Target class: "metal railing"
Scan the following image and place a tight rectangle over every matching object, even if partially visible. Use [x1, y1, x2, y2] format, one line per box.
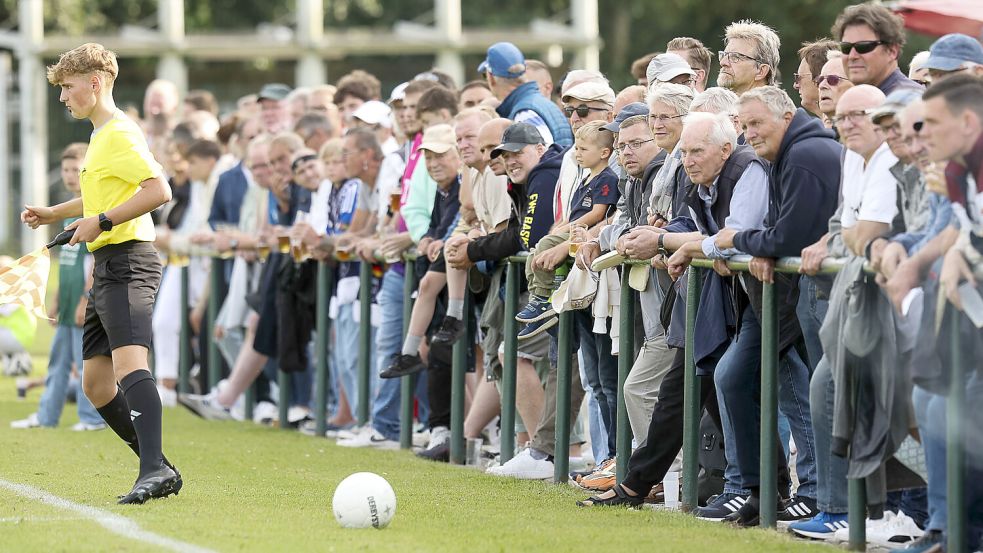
[174, 247, 968, 553]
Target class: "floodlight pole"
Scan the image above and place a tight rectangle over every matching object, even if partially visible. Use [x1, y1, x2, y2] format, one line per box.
[296, 0, 327, 87]
[17, 0, 47, 254]
[434, 0, 464, 87]
[158, 0, 188, 96]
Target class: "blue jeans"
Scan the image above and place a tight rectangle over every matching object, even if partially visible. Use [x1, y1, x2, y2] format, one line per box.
[714, 305, 817, 498]
[332, 302, 365, 416]
[574, 311, 619, 456]
[37, 325, 102, 427]
[371, 269, 428, 440]
[795, 275, 829, 373]
[579, 350, 609, 462]
[811, 355, 849, 512]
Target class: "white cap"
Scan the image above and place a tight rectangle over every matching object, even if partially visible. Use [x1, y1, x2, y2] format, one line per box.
[353, 100, 393, 128]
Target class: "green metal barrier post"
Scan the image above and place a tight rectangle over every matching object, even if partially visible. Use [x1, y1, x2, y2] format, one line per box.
[278, 368, 290, 430]
[449, 284, 471, 465]
[553, 264, 573, 483]
[357, 262, 372, 425]
[501, 258, 521, 464]
[759, 280, 778, 528]
[947, 307, 966, 553]
[848, 478, 867, 550]
[682, 267, 704, 511]
[178, 264, 191, 395]
[207, 258, 222, 391]
[399, 263, 418, 449]
[616, 266, 635, 483]
[314, 260, 334, 438]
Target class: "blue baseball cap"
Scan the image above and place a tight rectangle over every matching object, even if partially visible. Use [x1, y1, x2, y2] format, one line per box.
[924, 33, 983, 71]
[477, 42, 526, 78]
[603, 102, 649, 133]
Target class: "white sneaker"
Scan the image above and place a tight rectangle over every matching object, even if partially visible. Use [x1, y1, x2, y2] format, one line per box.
[336, 428, 399, 450]
[832, 511, 925, 547]
[287, 406, 311, 424]
[178, 393, 233, 421]
[71, 421, 107, 431]
[568, 456, 589, 473]
[425, 426, 450, 450]
[253, 401, 278, 425]
[486, 448, 554, 479]
[10, 413, 41, 429]
[413, 428, 431, 449]
[157, 385, 177, 408]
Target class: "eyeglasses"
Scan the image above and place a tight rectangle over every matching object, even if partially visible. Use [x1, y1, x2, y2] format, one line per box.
[813, 74, 851, 87]
[563, 104, 609, 118]
[792, 73, 811, 85]
[831, 110, 871, 127]
[839, 40, 885, 55]
[913, 79, 931, 87]
[649, 112, 688, 124]
[617, 138, 655, 152]
[718, 50, 764, 65]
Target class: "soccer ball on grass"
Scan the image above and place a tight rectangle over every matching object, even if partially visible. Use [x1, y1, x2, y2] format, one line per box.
[332, 472, 397, 529]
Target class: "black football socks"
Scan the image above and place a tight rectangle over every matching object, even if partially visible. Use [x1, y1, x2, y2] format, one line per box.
[96, 388, 141, 457]
[120, 370, 165, 476]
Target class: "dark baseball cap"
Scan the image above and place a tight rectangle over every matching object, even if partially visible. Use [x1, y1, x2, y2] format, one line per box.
[491, 122, 544, 159]
[603, 102, 649, 132]
[257, 83, 292, 102]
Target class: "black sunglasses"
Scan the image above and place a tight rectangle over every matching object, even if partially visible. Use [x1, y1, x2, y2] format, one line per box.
[814, 74, 851, 87]
[840, 40, 885, 55]
[563, 105, 608, 118]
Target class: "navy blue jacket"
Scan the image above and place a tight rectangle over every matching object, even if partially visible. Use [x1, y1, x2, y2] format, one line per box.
[208, 162, 249, 229]
[733, 109, 841, 257]
[733, 109, 842, 352]
[496, 82, 574, 148]
[467, 144, 564, 262]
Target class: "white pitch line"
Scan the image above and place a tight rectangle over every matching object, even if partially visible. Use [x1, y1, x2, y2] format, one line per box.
[0, 478, 218, 553]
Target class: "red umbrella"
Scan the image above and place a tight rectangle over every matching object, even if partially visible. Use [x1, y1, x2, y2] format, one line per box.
[892, 0, 983, 38]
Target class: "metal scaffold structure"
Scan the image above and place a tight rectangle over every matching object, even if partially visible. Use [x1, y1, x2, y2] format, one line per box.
[0, 0, 600, 252]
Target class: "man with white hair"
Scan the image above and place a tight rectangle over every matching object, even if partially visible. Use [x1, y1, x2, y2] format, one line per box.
[710, 86, 841, 526]
[717, 20, 781, 95]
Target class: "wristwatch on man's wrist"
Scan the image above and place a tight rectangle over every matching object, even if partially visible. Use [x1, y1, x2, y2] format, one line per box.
[658, 233, 668, 257]
[98, 213, 113, 232]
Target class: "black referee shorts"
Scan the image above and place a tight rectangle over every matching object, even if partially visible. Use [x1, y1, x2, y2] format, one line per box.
[82, 240, 162, 360]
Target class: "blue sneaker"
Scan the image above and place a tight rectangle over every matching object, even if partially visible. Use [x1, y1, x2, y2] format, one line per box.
[517, 316, 558, 341]
[515, 295, 555, 323]
[789, 512, 848, 540]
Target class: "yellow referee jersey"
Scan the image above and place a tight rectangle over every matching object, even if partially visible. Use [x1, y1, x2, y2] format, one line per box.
[80, 110, 163, 251]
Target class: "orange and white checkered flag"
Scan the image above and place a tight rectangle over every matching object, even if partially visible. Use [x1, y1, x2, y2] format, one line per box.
[0, 247, 51, 320]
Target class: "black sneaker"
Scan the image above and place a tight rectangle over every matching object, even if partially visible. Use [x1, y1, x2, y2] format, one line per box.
[118, 464, 181, 505]
[380, 354, 425, 379]
[693, 492, 748, 522]
[777, 495, 819, 524]
[890, 529, 943, 552]
[417, 441, 450, 462]
[431, 317, 464, 346]
[724, 495, 760, 527]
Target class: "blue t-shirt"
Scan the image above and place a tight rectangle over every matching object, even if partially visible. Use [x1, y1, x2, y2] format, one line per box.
[569, 166, 620, 222]
[329, 178, 360, 280]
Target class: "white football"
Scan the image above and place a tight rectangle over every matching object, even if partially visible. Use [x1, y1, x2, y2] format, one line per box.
[332, 472, 397, 529]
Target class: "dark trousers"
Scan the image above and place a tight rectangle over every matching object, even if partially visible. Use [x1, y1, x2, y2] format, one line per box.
[622, 347, 792, 498]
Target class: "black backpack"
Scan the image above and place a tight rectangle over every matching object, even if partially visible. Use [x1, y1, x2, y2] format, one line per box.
[697, 411, 727, 506]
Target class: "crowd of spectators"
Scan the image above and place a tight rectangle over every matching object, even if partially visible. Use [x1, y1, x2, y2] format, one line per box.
[10, 3, 983, 550]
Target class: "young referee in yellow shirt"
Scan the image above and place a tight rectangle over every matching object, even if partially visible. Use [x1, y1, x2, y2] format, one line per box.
[21, 43, 180, 505]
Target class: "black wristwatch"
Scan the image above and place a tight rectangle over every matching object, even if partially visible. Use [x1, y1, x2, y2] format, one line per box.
[658, 233, 668, 257]
[98, 213, 113, 232]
